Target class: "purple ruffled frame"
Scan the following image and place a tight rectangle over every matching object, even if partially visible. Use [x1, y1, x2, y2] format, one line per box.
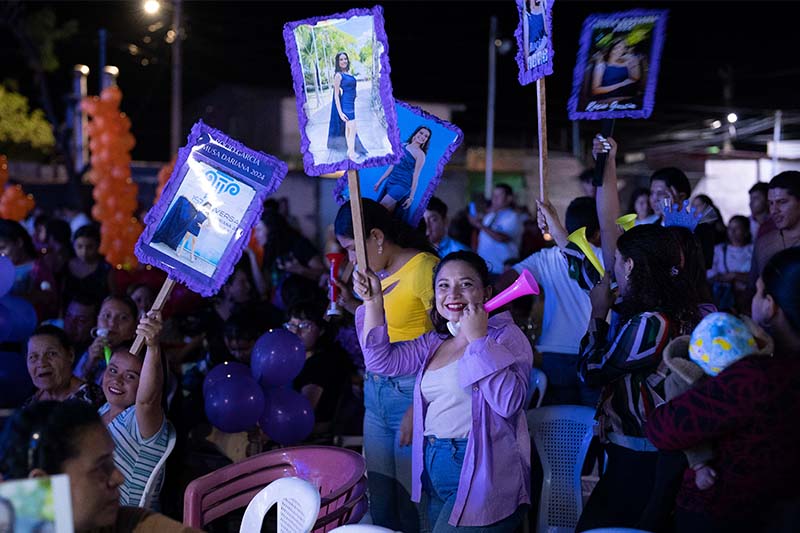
[567, 9, 668, 121]
[282, 5, 402, 176]
[332, 100, 464, 228]
[514, 0, 555, 86]
[135, 120, 287, 296]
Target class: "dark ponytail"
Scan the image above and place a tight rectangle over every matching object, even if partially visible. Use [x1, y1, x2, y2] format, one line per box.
[334, 198, 435, 255]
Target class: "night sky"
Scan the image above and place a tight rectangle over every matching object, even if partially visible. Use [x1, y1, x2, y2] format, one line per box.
[3, 1, 798, 162]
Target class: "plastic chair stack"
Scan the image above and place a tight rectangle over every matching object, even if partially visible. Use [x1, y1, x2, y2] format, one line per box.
[184, 445, 367, 532]
[527, 405, 596, 533]
[240, 477, 321, 533]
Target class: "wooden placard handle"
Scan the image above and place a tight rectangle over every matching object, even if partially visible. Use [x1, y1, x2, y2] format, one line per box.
[129, 277, 176, 357]
[536, 77, 548, 202]
[347, 170, 370, 295]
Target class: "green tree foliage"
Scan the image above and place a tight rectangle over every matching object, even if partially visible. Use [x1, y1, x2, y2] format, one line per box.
[294, 24, 359, 92]
[0, 84, 55, 158]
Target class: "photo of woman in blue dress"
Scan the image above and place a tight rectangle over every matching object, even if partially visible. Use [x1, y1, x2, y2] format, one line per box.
[327, 52, 368, 161]
[525, 0, 548, 68]
[591, 37, 642, 99]
[373, 126, 431, 217]
[151, 197, 212, 264]
[179, 201, 212, 263]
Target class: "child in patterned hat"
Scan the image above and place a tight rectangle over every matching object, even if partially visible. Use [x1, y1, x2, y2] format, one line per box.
[662, 312, 773, 489]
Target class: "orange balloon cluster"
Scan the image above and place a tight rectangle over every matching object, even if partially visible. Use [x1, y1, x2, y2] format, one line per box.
[154, 157, 176, 204]
[81, 86, 140, 269]
[0, 155, 36, 221]
[0, 185, 36, 222]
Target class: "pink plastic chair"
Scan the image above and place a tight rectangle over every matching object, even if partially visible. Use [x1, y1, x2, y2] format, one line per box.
[183, 445, 367, 532]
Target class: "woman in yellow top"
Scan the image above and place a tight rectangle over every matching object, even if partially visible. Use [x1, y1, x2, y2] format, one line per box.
[335, 199, 438, 533]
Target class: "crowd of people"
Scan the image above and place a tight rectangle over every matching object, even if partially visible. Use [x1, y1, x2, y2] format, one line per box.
[0, 136, 799, 532]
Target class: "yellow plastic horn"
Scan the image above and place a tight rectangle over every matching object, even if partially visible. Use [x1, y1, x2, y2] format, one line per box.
[616, 213, 637, 232]
[567, 226, 605, 277]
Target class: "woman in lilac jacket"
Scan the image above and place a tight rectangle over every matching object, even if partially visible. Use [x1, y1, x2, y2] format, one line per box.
[354, 251, 532, 531]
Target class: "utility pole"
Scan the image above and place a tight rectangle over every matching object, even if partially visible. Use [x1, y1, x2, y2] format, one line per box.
[170, 0, 183, 155]
[484, 16, 497, 200]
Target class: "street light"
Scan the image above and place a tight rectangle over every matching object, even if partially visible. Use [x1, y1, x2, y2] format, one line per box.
[727, 112, 738, 124]
[143, 0, 182, 156]
[144, 0, 160, 15]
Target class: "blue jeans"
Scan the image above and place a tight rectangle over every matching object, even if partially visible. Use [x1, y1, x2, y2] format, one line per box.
[364, 372, 420, 533]
[540, 352, 600, 407]
[422, 436, 527, 533]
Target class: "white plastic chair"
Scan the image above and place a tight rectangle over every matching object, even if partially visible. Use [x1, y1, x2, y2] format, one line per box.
[329, 525, 398, 533]
[138, 420, 177, 508]
[240, 477, 321, 533]
[527, 405, 596, 533]
[526, 367, 548, 409]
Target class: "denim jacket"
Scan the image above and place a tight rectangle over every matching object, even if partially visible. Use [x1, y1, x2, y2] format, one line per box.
[357, 308, 532, 526]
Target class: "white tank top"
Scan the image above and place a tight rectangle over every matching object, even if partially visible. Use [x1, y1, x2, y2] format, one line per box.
[420, 360, 472, 438]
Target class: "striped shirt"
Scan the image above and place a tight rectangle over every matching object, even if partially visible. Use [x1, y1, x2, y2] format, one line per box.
[578, 311, 672, 440]
[98, 403, 169, 508]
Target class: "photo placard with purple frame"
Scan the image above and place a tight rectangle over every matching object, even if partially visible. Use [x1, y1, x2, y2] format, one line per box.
[135, 120, 287, 296]
[283, 5, 401, 176]
[515, 0, 555, 85]
[568, 9, 668, 120]
[334, 101, 463, 228]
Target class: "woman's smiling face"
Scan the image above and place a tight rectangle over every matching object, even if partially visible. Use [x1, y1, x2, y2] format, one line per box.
[434, 260, 488, 323]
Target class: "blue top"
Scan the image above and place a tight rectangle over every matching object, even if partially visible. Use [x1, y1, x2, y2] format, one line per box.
[387, 147, 416, 187]
[187, 211, 208, 237]
[600, 64, 633, 98]
[339, 73, 357, 119]
[527, 12, 545, 52]
[437, 236, 470, 258]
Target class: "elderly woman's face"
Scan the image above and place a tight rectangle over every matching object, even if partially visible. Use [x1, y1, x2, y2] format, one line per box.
[27, 334, 73, 392]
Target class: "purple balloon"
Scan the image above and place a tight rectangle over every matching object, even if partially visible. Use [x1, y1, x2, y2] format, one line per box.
[203, 361, 251, 394]
[204, 372, 265, 433]
[259, 387, 315, 446]
[0, 351, 35, 408]
[0, 257, 14, 298]
[251, 329, 305, 388]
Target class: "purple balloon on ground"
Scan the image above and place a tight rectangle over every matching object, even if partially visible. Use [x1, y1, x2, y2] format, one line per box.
[259, 387, 315, 446]
[203, 361, 251, 394]
[204, 372, 265, 433]
[0, 257, 14, 298]
[251, 329, 305, 388]
[0, 351, 35, 408]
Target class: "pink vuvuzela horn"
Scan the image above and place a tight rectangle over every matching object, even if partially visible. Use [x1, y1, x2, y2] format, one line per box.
[446, 270, 540, 336]
[484, 269, 540, 312]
